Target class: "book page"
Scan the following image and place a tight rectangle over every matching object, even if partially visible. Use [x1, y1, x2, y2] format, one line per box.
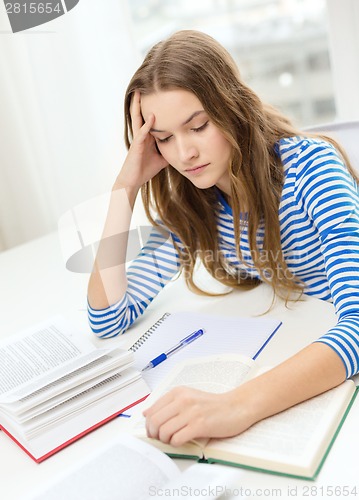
[24, 434, 180, 500]
[205, 380, 356, 475]
[0, 317, 121, 403]
[148, 353, 257, 401]
[22, 368, 142, 438]
[16, 361, 133, 421]
[7, 351, 133, 415]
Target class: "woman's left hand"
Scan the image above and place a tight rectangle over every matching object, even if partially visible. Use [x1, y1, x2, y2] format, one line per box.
[143, 386, 254, 447]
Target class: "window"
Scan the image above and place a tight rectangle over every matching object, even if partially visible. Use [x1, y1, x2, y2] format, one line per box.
[128, 0, 335, 127]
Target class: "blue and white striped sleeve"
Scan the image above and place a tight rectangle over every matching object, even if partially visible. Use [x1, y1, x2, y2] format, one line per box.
[88, 223, 181, 338]
[294, 139, 359, 377]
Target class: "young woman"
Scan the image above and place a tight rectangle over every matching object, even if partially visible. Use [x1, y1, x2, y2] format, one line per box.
[87, 30, 359, 446]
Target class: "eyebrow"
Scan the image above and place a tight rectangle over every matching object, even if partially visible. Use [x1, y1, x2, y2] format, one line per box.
[150, 110, 206, 133]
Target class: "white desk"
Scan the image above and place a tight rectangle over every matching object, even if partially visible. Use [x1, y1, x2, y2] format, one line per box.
[1, 232, 359, 500]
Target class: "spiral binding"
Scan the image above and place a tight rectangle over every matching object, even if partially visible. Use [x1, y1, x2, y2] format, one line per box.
[129, 312, 171, 352]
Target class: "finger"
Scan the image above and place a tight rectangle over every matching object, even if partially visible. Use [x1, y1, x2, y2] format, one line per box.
[145, 403, 180, 440]
[144, 395, 176, 439]
[169, 423, 199, 447]
[147, 406, 199, 446]
[157, 414, 189, 444]
[145, 398, 194, 445]
[136, 113, 156, 144]
[130, 91, 143, 135]
[143, 389, 176, 418]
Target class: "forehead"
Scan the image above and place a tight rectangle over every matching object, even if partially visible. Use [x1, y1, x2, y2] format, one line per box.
[141, 89, 204, 129]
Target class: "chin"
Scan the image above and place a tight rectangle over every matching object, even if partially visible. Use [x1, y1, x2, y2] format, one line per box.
[190, 180, 217, 190]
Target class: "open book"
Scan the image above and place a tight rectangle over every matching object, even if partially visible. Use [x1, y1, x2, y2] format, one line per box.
[132, 354, 358, 480]
[0, 317, 150, 462]
[25, 434, 242, 500]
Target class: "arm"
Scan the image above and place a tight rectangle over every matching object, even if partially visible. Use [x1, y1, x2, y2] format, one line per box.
[87, 183, 139, 310]
[293, 139, 359, 377]
[144, 342, 346, 446]
[87, 223, 180, 338]
[87, 92, 171, 336]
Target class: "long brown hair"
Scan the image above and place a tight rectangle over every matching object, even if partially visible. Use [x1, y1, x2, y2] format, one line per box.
[124, 30, 355, 299]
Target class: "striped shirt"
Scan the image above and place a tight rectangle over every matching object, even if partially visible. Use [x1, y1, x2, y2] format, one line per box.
[88, 136, 359, 378]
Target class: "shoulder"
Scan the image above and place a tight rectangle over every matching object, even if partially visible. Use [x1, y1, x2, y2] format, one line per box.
[276, 135, 356, 192]
[277, 137, 358, 230]
[276, 135, 341, 175]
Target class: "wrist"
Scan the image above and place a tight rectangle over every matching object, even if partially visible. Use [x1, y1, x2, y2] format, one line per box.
[112, 180, 139, 205]
[229, 379, 269, 429]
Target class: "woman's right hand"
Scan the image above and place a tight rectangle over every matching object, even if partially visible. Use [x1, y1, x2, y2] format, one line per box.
[115, 91, 168, 190]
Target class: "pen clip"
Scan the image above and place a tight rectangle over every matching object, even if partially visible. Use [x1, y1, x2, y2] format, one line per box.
[181, 328, 204, 345]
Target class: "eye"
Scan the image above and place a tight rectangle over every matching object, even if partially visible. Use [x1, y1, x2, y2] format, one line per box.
[156, 135, 172, 144]
[192, 121, 209, 133]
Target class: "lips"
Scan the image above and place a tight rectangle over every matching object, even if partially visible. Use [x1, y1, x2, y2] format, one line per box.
[185, 163, 209, 173]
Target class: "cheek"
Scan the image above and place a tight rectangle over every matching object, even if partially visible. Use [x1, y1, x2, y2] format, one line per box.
[209, 131, 232, 158]
[156, 144, 177, 167]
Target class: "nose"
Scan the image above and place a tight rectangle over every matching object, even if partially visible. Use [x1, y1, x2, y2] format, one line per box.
[177, 136, 199, 163]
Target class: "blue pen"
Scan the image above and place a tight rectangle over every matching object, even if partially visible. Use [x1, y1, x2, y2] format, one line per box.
[141, 328, 204, 371]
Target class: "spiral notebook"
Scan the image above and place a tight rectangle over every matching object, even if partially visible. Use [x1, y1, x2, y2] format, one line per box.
[130, 311, 282, 390]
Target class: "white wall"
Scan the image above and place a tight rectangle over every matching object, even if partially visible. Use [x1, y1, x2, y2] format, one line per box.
[0, 0, 141, 251]
[326, 0, 359, 120]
